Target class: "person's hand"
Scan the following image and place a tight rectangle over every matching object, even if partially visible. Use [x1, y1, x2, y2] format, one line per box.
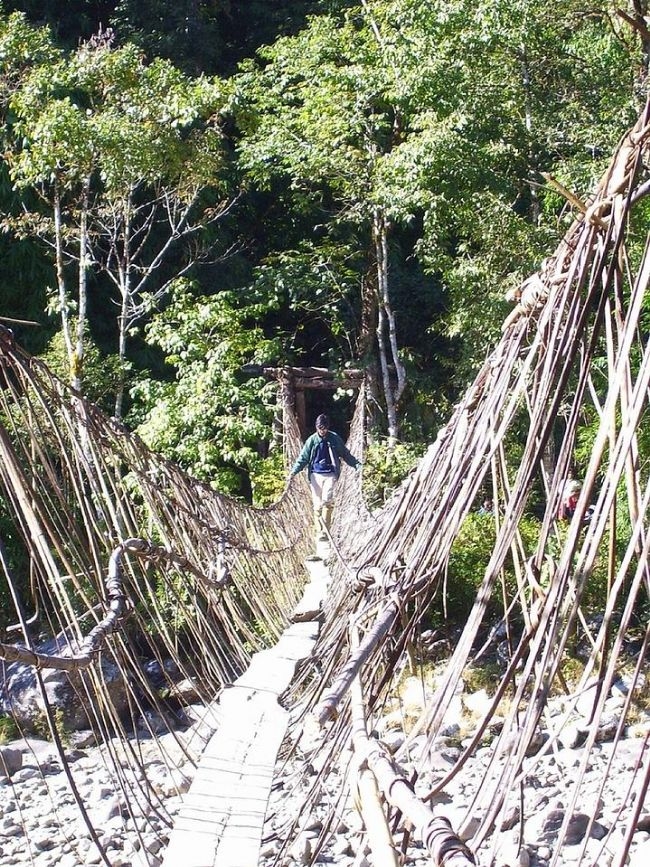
[356, 462, 362, 472]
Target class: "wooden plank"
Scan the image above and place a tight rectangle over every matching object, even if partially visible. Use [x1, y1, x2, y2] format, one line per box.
[164, 690, 287, 867]
[291, 555, 330, 622]
[162, 556, 330, 867]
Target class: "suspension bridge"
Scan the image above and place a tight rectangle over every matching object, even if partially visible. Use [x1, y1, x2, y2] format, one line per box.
[1, 99, 650, 867]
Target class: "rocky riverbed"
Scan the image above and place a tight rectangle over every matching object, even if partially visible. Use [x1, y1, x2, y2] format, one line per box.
[1, 674, 649, 867]
[259, 672, 650, 867]
[0, 702, 219, 867]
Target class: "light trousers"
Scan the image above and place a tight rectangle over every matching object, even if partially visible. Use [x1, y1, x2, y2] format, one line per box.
[309, 473, 337, 509]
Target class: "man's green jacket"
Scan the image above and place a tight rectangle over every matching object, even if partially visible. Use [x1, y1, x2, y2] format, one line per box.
[290, 431, 361, 481]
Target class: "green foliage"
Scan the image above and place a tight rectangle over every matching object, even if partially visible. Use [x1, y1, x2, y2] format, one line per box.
[378, 0, 638, 387]
[250, 450, 285, 507]
[1, 13, 233, 409]
[1, 1, 648, 519]
[445, 512, 502, 620]
[0, 714, 19, 744]
[7, 37, 227, 195]
[234, 8, 421, 216]
[232, 0, 643, 427]
[445, 512, 544, 620]
[361, 439, 425, 509]
[248, 239, 364, 363]
[130, 280, 282, 496]
[462, 660, 504, 697]
[446, 503, 631, 626]
[0, 495, 30, 633]
[0, 10, 61, 100]
[39, 327, 124, 412]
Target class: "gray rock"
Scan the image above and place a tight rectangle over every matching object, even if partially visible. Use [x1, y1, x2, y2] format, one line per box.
[564, 813, 591, 845]
[525, 730, 549, 756]
[571, 679, 601, 719]
[0, 635, 128, 733]
[590, 819, 609, 840]
[558, 719, 588, 750]
[0, 746, 22, 777]
[381, 730, 405, 754]
[290, 831, 313, 864]
[636, 813, 650, 833]
[12, 766, 39, 782]
[611, 673, 646, 698]
[500, 804, 521, 832]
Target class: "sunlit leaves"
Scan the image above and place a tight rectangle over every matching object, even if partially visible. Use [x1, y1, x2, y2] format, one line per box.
[7, 38, 227, 197]
[131, 280, 282, 492]
[0, 11, 60, 107]
[0, 10, 235, 413]
[232, 0, 645, 413]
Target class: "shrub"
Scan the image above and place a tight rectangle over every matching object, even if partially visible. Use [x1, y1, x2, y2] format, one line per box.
[0, 714, 19, 745]
[446, 506, 631, 627]
[250, 450, 285, 507]
[443, 512, 544, 621]
[362, 440, 425, 510]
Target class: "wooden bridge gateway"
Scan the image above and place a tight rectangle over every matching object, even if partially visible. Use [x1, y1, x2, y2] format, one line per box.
[1, 100, 650, 867]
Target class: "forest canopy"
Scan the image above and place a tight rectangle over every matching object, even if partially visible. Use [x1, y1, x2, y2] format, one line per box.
[0, 0, 647, 495]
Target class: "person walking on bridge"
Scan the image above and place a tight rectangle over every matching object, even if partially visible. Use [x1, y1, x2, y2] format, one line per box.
[288, 413, 361, 541]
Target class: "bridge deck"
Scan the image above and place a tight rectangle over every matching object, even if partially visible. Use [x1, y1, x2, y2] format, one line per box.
[161, 549, 330, 867]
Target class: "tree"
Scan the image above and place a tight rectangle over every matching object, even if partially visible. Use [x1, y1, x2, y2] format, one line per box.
[234, 0, 644, 434]
[235, 10, 419, 445]
[370, 0, 641, 380]
[130, 279, 282, 496]
[1, 15, 235, 416]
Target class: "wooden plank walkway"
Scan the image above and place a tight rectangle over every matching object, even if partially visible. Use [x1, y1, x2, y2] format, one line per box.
[161, 551, 330, 867]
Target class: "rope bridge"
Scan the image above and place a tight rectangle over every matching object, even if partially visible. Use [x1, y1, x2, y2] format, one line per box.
[1, 97, 650, 867]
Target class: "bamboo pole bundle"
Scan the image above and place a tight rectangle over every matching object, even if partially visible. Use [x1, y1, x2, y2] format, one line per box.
[282, 97, 650, 867]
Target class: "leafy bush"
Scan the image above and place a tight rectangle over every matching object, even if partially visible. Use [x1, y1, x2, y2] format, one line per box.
[0, 714, 18, 745]
[444, 512, 546, 621]
[362, 439, 425, 510]
[250, 450, 285, 507]
[130, 280, 281, 498]
[444, 512, 502, 620]
[445, 505, 632, 628]
[0, 497, 30, 633]
[39, 327, 124, 415]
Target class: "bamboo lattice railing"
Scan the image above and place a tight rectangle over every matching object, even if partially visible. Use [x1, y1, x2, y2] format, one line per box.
[0, 336, 313, 865]
[273, 98, 650, 867]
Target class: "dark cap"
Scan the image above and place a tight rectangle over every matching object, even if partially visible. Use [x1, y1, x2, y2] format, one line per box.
[315, 413, 330, 430]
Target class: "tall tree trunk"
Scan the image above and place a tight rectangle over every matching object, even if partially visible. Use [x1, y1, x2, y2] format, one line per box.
[114, 196, 133, 421]
[360, 271, 380, 435]
[53, 183, 74, 379]
[372, 208, 406, 449]
[74, 176, 91, 395]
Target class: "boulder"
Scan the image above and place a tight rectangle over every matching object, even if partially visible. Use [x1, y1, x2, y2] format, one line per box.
[0, 633, 128, 733]
[0, 744, 22, 777]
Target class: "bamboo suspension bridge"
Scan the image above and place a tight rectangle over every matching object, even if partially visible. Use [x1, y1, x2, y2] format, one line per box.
[2, 99, 650, 867]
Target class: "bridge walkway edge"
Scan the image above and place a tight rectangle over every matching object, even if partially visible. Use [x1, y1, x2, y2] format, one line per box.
[161, 547, 330, 867]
